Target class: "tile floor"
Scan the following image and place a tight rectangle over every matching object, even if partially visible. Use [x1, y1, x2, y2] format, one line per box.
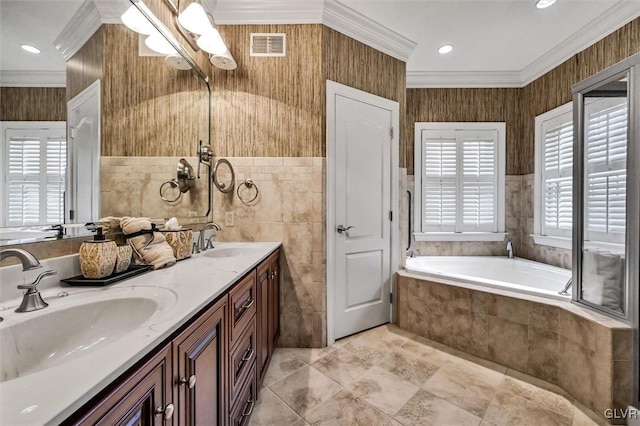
[249, 324, 607, 426]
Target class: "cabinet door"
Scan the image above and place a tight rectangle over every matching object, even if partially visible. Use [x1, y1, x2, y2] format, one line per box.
[269, 251, 280, 349]
[72, 345, 173, 426]
[256, 259, 271, 385]
[173, 298, 227, 426]
[229, 365, 257, 426]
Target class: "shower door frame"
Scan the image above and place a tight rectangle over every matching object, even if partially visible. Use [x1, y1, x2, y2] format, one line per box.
[572, 51, 640, 410]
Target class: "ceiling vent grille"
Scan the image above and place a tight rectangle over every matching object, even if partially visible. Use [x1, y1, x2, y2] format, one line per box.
[250, 33, 286, 57]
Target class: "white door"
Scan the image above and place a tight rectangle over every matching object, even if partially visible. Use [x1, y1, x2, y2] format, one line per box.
[67, 80, 101, 223]
[327, 81, 399, 341]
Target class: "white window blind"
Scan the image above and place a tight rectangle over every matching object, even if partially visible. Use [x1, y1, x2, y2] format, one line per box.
[4, 126, 67, 226]
[420, 127, 502, 234]
[585, 98, 628, 244]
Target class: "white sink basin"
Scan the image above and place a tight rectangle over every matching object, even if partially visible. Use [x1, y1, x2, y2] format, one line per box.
[0, 287, 176, 383]
[204, 243, 262, 259]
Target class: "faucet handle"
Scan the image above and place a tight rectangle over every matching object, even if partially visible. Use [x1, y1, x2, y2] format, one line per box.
[18, 269, 57, 291]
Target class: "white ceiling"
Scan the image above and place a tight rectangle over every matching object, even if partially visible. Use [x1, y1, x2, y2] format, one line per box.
[340, 0, 621, 73]
[0, 0, 84, 73]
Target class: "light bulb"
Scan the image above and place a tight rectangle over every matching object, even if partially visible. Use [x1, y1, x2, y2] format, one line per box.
[145, 32, 177, 55]
[197, 29, 227, 55]
[178, 2, 212, 35]
[121, 5, 155, 35]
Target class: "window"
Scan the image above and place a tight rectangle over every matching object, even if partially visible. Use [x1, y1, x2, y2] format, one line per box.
[533, 98, 627, 249]
[533, 103, 573, 249]
[1, 122, 67, 227]
[414, 122, 506, 241]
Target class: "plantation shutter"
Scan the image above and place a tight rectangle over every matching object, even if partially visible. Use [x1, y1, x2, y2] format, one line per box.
[422, 129, 499, 233]
[461, 130, 498, 232]
[584, 98, 627, 244]
[542, 117, 573, 237]
[422, 130, 457, 231]
[5, 127, 67, 226]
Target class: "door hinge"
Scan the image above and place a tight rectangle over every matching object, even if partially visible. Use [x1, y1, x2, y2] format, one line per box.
[389, 293, 393, 304]
[390, 127, 394, 139]
[69, 209, 75, 220]
[69, 127, 76, 139]
[389, 211, 393, 221]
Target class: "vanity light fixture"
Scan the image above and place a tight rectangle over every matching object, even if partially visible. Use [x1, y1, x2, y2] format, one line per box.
[145, 31, 178, 55]
[177, 2, 211, 35]
[121, 5, 155, 35]
[21, 44, 41, 54]
[535, 0, 558, 9]
[196, 29, 227, 55]
[438, 44, 453, 54]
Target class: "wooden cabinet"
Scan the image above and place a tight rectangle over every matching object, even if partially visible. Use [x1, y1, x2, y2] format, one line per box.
[71, 345, 173, 426]
[68, 248, 280, 426]
[173, 297, 227, 426]
[257, 250, 281, 385]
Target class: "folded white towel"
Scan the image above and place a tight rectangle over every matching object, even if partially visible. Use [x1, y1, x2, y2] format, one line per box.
[582, 250, 623, 312]
[121, 217, 176, 270]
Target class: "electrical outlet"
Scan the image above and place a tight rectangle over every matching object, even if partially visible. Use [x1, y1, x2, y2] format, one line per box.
[225, 211, 234, 226]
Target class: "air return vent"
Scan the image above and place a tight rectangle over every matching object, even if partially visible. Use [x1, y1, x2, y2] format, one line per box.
[250, 33, 286, 57]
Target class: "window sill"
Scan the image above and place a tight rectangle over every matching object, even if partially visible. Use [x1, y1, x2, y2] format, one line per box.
[414, 232, 507, 242]
[531, 235, 572, 250]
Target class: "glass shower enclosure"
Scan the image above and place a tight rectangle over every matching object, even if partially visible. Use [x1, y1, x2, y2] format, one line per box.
[572, 52, 640, 413]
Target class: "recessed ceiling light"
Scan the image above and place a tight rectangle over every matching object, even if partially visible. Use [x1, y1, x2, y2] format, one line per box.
[536, 0, 557, 9]
[21, 44, 40, 54]
[438, 44, 453, 54]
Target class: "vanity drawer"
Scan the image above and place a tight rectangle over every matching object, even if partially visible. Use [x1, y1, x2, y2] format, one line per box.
[229, 364, 257, 426]
[229, 317, 257, 405]
[228, 270, 257, 348]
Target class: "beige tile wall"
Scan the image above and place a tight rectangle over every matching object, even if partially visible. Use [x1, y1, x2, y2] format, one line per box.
[100, 157, 211, 225]
[396, 272, 633, 424]
[211, 157, 326, 348]
[402, 173, 571, 269]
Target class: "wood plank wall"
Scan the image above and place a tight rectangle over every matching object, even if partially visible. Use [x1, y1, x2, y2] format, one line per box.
[322, 27, 407, 165]
[0, 87, 66, 121]
[406, 88, 523, 175]
[212, 24, 325, 158]
[407, 17, 640, 176]
[66, 28, 103, 101]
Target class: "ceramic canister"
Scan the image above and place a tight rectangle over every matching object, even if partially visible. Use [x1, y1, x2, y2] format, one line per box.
[114, 244, 133, 273]
[79, 240, 118, 279]
[162, 229, 193, 261]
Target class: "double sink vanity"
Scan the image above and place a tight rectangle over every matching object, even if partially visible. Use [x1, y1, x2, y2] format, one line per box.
[0, 241, 281, 425]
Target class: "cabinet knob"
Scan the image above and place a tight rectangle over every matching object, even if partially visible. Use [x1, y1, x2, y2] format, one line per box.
[180, 374, 197, 389]
[155, 403, 175, 420]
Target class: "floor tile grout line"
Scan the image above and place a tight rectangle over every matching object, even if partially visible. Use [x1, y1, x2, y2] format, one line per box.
[264, 362, 308, 388]
[255, 386, 303, 426]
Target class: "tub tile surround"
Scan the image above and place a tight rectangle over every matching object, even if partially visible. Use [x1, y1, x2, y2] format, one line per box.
[396, 272, 632, 423]
[250, 324, 606, 426]
[402, 173, 572, 269]
[211, 157, 326, 348]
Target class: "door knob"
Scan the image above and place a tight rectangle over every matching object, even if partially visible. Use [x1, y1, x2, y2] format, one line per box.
[336, 225, 354, 234]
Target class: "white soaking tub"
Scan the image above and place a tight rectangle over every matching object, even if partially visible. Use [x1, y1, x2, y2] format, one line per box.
[404, 256, 572, 300]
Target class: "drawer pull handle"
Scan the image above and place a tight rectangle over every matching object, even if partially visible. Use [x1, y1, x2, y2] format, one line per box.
[241, 399, 255, 417]
[155, 403, 175, 420]
[241, 299, 254, 310]
[242, 348, 255, 362]
[180, 374, 196, 389]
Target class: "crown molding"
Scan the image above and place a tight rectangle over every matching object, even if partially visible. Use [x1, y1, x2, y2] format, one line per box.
[213, 1, 325, 24]
[212, 0, 415, 62]
[520, 0, 640, 86]
[54, 0, 102, 62]
[322, 0, 416, 62]
[0, 71, 67, 87]
[93, 0, 130, 24]
[407, 71, 523, 88]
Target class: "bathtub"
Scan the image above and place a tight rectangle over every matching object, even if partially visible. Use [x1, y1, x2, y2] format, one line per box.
[404, 256, 572, 300]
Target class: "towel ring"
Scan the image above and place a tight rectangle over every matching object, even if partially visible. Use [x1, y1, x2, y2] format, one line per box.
[237, 179, 259, 205]
[212, 158, 235, 193]
[160, 180, 181, 203]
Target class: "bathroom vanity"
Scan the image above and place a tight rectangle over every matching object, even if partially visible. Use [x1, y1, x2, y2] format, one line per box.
[0, 242, 281, 426]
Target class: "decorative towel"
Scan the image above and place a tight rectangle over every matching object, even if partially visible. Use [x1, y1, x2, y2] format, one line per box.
[120, 217, 176, 270]
[582, 250, 624, 312]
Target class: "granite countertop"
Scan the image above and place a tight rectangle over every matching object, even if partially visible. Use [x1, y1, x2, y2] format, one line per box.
[0, 241, 281, 426]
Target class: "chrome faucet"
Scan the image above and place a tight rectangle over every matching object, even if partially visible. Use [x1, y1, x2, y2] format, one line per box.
[1, 248, 42, 270]
[0, 249, 56, 320]
[559, 277, 573, 296]
[197, 222, 222, 251]
[506, 241, 515, 259]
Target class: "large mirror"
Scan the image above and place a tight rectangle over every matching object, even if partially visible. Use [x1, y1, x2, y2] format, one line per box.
[0, 0, 212, 245]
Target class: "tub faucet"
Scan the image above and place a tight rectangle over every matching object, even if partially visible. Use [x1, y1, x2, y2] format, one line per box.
[559, 277, 572, 296]
[506, 241, 514, 259]
[197, 222, 222, 251]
